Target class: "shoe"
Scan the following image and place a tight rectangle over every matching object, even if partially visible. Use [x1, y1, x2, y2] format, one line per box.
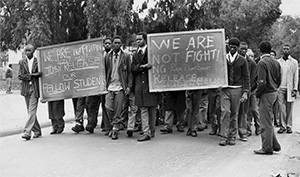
[209, 129, 217, 135]
[240, 137, 248, 142]
[21, 133, 31, 140]
[133, 126, 142, 132]
[254, 149, 273, 155]
[33, 133, 42, 138]
[50, 129, 57, 135]
[151, 130, 155, 138]
[191, 130, 197, 137]
[277, 128, 286, 134]
[127, 129, 133, 137]
[56, 128, 64, 134]
[176, 126, 185, 132]
[111, 131, 118, 140]
[71, 124, 84, 133]
[219, 139, 228, 146]
[273, 147, 281, 152]
[186, 128, 192, 136]
[196, 125, 207, 131]
[228, 139, 236, 145]
[255, 128, 261, 135]
[286, 127, 293, 134]
[160, 127, 173, 134]
[247, 132, 252, 137]
[104, 130, 111, 136]
[85, 125, 94, 133]
[137, 134, 151, 142]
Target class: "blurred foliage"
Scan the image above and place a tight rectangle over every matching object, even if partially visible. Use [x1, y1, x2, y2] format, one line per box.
[271, 15, 300, 61]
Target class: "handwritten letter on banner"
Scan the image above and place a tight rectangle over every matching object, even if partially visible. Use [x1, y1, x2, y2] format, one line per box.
[37, 38, 107, 102]
[147, 29, 228, 92]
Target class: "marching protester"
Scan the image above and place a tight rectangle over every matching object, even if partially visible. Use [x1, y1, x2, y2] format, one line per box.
[5, 64, 13, 94]
[18, 44, 43, 140]
[219, 37, 250, 146]
[245, 49, 260, 137]
[277, 44, 299, 134]
[101, 37, 113, 135]
[104, 35, 132, 140]
[254, 41, 281, 155]
[270, 49, 280, 127]
[48, 100, 65, 134]
[132, 32, 159, 142]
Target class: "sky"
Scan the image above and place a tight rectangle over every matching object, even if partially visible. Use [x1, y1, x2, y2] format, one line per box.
[134, 0, 300, 17]
[280, 0, 300, 16]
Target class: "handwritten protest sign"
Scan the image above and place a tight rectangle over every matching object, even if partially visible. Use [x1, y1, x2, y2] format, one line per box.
[37, 38, 106, 102]
[147, 29, 228, 92]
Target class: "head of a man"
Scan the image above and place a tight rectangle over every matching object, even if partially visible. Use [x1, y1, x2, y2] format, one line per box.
[112, 36, 122, 53]
[24, 44, 35, 59]
[259, 41, 272, 54]
[282, 44, 290, 58]
[239, 42, 248, 57]
[228, 37, 240, 55]
[270, 49, 277, 59]
[246, 50, 254, 60]
[8, 64, 12, 68]
[136, 32, 147, 48]
[104, 37, 112, 53]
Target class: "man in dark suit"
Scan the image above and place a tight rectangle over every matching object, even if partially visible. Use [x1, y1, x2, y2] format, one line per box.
[18, 44, 42, 140]
[254, 41, 281, 155]
[132, 32, 159, 142]
[104, 35, 132, 140]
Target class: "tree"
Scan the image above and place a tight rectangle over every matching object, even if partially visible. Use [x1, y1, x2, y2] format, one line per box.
[271, 15, 300, 61]
[85, 0, 138, 45]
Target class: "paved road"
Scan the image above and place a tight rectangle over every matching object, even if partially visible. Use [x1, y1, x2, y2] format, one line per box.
[0, 91, 300, 177]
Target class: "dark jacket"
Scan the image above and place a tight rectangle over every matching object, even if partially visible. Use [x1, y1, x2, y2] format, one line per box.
[256, 55, 282, 98]
[246, 56, 258, 93]
[227, 54, 250, 93]
[18, 56, 40, 98]
[132, 48, 159, 107]
[105, 50, 132, 91]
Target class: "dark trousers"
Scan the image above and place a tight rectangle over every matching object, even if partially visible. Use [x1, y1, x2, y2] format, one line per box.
[220, 88, 243, 140]
[259, 92, 281, 151]
[48, 100, 65, 130]
[86, 95, 101, 128]
[100, 94, 112, 131]
[247, 93, 260, 133]
[208, 89, 221, 132]
[186, 90, 202, 130]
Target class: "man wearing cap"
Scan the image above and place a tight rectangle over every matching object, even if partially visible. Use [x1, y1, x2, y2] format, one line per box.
[219, 37, 250, 146]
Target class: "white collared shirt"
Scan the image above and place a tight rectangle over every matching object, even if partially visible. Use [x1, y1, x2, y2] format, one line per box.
[137, 45, 147, 55]
[226, 52, 238, 63]
[27, 57, 34, 74]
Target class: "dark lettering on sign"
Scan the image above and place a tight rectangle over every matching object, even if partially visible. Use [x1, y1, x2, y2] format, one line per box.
[148, 30, 228, 92]
[38, 38, 107, 102]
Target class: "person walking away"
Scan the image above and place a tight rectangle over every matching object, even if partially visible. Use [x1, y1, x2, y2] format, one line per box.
[254, 41, 281, 155]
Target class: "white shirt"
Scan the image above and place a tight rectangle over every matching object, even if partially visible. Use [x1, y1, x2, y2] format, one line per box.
[226, 52, 238, 63]
[27, 57, 34, 74]
[137, 44, 147, 55]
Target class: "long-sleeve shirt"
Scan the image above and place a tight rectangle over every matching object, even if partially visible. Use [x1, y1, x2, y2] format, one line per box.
[256, 54, 282, 98]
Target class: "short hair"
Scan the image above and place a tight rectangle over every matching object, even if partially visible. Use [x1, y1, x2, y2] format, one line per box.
[283, 43, 290, 47]
[137, 32, 147, 41]
[113, 35, 122, 42]
[8, 64, 12, 67]
[270, 49, 277, 56]
[104, 37, 112, 43]
[228, 37, 240, 47]
[259, 41, 272, 54]
[240, 41, 248, 47]
[246, 49, 254, 56]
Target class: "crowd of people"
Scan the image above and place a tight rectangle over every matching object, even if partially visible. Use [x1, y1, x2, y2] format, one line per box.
[17, 32, 298, 155]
